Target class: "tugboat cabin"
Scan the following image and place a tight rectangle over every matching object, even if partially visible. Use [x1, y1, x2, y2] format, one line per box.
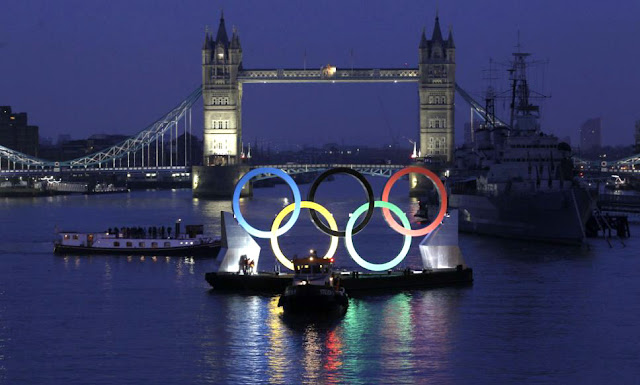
[292, 255, 335, 286]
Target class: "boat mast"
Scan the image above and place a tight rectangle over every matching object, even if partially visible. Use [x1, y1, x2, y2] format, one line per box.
[507, 34, 547, 133]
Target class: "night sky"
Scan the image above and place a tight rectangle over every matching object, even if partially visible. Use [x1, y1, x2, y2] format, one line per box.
[1, 0, 638, 150]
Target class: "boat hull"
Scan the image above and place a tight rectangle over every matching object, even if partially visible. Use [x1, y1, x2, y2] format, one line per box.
[54, 243, 220, 257]
[205, 268, 473, 293]
[450, 188, 594, 245]
[278, 284, 348, 314]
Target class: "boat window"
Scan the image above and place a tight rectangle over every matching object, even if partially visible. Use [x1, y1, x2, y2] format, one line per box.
[64, 234, 70, 240]
[114, 242, 120, 247]
[139, 242, 145, 247]
[151, 242, 158, 248]
[72, 234, 79, 240]
[164, 242, 171, 247]
[88, 235, 93, 242]
[126, 242, 132, 247]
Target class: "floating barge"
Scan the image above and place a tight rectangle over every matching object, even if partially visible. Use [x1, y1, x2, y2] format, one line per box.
[206, 267, 473, 294]
[206, 210, 473, 294]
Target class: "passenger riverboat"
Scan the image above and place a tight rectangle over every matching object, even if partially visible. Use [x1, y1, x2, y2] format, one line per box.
[277, 253, 349, 314]
[54, 222, 220, 257]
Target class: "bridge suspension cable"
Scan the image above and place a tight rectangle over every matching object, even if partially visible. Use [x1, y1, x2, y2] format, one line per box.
[454, 83, 510, 128]
[0, 87, 202, 172]
[64, 86, 202, 168]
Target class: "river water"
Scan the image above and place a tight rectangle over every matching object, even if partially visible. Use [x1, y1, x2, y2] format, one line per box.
[0, 177, 638, 384]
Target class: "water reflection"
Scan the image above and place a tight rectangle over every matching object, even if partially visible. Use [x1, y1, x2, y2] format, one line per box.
[103, 259, 112, 291]
[266, 297, 288, 384]
[380, 293, 414, 377]
[410, 288, 467, 382]
[0, 288, 6, 383]
[324, 328, 344, 383]
[201, 293, 271, 384]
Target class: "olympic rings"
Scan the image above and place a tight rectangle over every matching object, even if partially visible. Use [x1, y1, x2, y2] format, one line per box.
[307, 167, 375, 237]
[271, 201, 339, 271]
[231, 165, 448, 272]
[381, 166, 447, 237]
[233, 167, 301, 238]
[345, 201, 412, 271]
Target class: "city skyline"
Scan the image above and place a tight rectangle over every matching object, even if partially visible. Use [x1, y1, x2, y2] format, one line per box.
[1, 0, 639, 148]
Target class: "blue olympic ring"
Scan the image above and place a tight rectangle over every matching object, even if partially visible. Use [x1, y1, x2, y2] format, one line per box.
[232, 167, 302, 238]
[345, 200, 412, 271]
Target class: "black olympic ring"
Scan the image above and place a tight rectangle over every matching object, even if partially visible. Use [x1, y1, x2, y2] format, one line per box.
[307, 167, 375, 237]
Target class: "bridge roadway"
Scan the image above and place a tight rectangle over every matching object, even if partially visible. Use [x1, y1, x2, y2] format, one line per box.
[0, 166, 190, 177]
[237, 68, 419, 84]
[250, 163, 407, 179]
[0, 163, 407, 179]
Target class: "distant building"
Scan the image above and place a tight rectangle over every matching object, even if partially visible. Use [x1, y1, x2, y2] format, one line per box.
[40, 134, 130, 161]
[635, 120, 640, 153]
[579, 117, 602, 152]
[57, 134, 71, 145]
[0, 106, 39, 156]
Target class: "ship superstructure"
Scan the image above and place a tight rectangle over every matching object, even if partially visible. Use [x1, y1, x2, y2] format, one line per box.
[450, 50, 594, 245]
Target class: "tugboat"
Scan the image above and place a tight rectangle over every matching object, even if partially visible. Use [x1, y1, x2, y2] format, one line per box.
[54, 221, 220, 257]
[277, 252, 349, 314]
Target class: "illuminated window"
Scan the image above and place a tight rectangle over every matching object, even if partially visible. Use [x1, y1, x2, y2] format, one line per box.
[72, 234, 79, 240]
[212, 120, 230, 129]
[64, 234, 70, 240]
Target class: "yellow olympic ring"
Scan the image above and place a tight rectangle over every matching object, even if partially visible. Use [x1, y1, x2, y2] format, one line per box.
[270, 201, 339, 271]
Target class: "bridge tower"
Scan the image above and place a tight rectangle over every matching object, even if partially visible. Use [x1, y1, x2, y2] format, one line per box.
[193, 13, 251, 198]
[418, 15, 456, 163]
[202, 13, 243, 166]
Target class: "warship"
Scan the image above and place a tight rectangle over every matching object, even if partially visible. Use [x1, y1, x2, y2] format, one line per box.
[449, 51, 595, 245]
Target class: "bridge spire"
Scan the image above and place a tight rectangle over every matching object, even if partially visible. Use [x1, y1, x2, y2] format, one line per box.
[419, 27, 428, 49]
[216, 11, 229, 46]
[447, 25, 455, 48]
[230, 25, 241, 50]
[431, 14, 443, 42]
[202, 26, 211, 50]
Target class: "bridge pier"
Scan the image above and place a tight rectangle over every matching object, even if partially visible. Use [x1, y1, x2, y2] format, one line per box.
[408, 163, 448, 198]
[192, 165, 252, 199]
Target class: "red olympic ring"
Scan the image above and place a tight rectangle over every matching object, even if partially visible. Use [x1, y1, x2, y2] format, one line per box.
[381, 166, 447, 237]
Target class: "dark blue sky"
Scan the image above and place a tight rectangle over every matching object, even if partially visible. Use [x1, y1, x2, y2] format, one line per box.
[1, 0, 638, 149]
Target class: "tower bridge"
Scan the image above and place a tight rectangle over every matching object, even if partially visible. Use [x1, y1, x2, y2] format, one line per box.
[201, 13, 455, 172]
[3, 12, 640, 195]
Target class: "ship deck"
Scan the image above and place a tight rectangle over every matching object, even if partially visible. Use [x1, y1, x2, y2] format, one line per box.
[205, 267, 473, 294]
